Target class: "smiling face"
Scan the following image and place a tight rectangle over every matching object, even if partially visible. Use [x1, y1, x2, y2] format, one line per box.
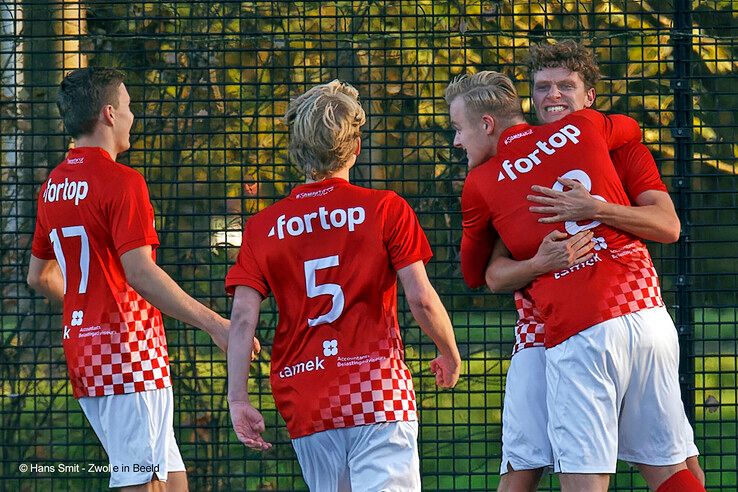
[531, 67, 596, 124]
[449, 97, 495, 170]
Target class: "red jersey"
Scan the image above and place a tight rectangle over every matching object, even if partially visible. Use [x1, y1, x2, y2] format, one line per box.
[31, 147, 170, 398]
[462, 109, 663, 347]
[225, 177, 432, 439]
[510, 140, 670, 355]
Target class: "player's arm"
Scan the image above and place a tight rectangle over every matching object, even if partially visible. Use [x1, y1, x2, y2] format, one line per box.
[528, 141, 680, 243]
[27, 255, 64, 305]
[398, 261, 461, 388]
[460, 175, 496, 288]
[227, 285, 271, 451]
[485, 230, 595, 293]
[120, 245, 229, 351]
[529, 182, 679, 243]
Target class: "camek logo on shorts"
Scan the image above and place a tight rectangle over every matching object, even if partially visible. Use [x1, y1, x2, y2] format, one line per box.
[268, 206, 366, 239]
[497, 124, 581, 182]
[43, 177, 89, 206]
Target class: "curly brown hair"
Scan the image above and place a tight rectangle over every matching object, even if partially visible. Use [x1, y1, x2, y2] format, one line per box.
[526, 40, 601, 90]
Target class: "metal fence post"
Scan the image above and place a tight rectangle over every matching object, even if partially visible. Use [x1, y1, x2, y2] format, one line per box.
[671, 0, 695, 421]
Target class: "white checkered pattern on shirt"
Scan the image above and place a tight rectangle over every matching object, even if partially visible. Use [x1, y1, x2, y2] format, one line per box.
[600, 244, 664, 319]
[311, 337, 417, 434]
[512, 288, 546, 355]
[73, 287, 171, 397]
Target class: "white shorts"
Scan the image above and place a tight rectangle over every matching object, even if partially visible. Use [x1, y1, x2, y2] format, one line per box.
[546, 307, 692, 473]
[292, 421, 420, 492]
[500, 347, 553, 474]
[78, 386, 186, 488]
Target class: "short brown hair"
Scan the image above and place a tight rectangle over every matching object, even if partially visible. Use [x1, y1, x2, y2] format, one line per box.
[284, 80, 366, 180]
[444, 71, 523, 124]
[57, 67, 126, 138]
[527, 40, 601, 90]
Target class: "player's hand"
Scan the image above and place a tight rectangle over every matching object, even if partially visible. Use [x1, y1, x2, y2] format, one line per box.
[251, 337, 261, 361]
[528, 177, 602, 223]
[530, 230, 595, 273]
[430, 354, 461, 388]
[229, 400, 272, 451]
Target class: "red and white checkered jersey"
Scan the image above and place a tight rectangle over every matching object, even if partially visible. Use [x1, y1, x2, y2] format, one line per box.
[511, 289, 545, 355]
[225, 177, 431, 439]
[462, 109, 664, 347]
[510, 140, 669, 355]
[31, 147, 170, 398]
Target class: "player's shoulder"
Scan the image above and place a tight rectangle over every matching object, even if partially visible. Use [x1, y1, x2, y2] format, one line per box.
[466, 157, 500, 185]
[106, 160, 147, 184]
[359, 185, 415, 216]
[566, 107, 601, 121]
[610, 139, 650, 159]
[556, 107, 604, 129]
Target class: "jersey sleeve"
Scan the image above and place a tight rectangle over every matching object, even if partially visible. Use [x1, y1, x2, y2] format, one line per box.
[574, 108, 641, 151]
[460, 173, 496, 289]
[225, 220, 270, 297]
[30, 185, 55, 260]
[382, 192, 433, 271]
[108, 171, 160, 256]
[610, 141, 668, 202]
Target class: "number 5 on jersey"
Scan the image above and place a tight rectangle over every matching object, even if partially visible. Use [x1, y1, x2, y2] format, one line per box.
[304, 255, 344, 327]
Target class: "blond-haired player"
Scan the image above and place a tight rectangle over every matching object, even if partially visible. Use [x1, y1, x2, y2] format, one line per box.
[226, 80, 461, 491]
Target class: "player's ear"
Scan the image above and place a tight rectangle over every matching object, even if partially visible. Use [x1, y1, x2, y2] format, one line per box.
[481, 114, 495, 135]
[354, 136, 361, 156]
[99, 104, 115, 127]
[584, 87, 596, 108]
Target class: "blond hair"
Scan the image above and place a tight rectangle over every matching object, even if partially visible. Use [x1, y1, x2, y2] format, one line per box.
[527, 40, 601, 90]
[444, 71, 523, 125]
[284, 80, 366, 180]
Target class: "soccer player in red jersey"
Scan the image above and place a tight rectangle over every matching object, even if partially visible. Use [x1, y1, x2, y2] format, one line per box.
[226, 80, 461, 491]
[448, 71, 705, 491]
[27, 68, 234, 491]
[482, 41, 704, 492]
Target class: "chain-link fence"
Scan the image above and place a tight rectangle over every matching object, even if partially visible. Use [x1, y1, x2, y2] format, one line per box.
[1, 1, 736, 490]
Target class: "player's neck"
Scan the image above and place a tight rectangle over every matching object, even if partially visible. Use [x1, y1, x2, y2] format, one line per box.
[73, 134, 119, 162]
[305, 163, 351, 184]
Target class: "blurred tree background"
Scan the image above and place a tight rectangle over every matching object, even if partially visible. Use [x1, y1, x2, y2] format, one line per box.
[1, 1, 736, 490]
